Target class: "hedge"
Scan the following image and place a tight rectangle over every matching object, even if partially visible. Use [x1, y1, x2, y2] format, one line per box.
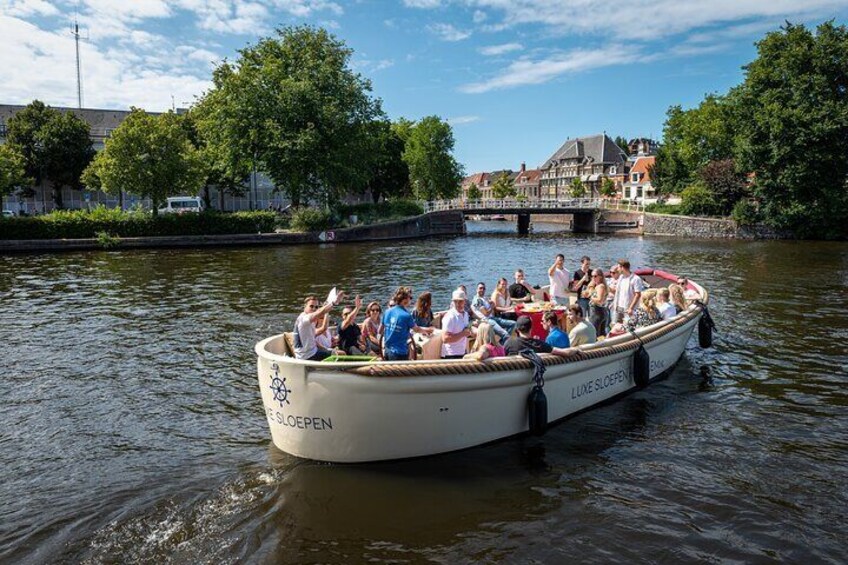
[0, 207, 284, 239]
[336, 200, 424, 224]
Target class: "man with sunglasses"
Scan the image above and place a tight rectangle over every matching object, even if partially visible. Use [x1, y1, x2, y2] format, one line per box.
[294, 291, 346, 361]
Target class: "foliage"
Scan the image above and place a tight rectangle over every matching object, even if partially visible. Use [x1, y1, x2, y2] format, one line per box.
[644, 202, 683, 215]
[363, 120, 411, 203]
[491, 172, 516, 199]
[467, 182, 481, 200]
[600, 177, 617, 198]
[396, 115, 463, 200]
[5, 100, 95, 208]
[290, 207, 333, 232]
[679, 182, 721, 216]
[735, 21, 848, 238]
[0, 144, 31, 212]
[730, 199, 762, 226]
[697, 159, 749, 216]
[614, 136, 630, 156]
[95, 231, 121, 249]
[82, 109, 206, 215]
[569, 177, 586, 198]
[336, 199, 423, 225]
[0, 206, 281, 239]
[194, 26, 383, 208]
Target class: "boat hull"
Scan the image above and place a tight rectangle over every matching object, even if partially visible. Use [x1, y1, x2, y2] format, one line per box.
[256, 308, 701, 463]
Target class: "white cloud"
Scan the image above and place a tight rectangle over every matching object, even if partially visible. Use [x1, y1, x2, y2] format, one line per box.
[472, 10, 487, 23]
[429, 22, 471, 41]
[403, 0, 441, 7]
[1, 0, 59, 17]
[479, 42, 522, 56]
[448, 115, 480, 125]
[460, 45, 644, 93]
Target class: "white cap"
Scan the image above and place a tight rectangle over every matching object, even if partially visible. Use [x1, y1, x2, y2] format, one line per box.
[452, 289, 467, 301]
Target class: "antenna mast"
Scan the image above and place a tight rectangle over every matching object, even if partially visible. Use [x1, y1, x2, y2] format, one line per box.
[71, 18, 84, 108]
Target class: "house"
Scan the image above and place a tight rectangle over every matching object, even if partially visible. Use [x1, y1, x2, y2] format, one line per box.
[626, 138, 658, 158]
[622, 155, 656, 202]
[539, 133, 627, 198]
[513, 162, 541, 199]
[461, 172, 489, 199]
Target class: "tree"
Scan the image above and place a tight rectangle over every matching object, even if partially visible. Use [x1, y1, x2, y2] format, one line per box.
[614, 136, 630, 156]
[467, 182, 481, 200]
[491, 172, 516, 199]
[363, 120, 410, 203]
[398, 115, 464, 200]
[194, 25, 383, 208]
[569, 177, 586, 198]
[0, 144, 31, 214]
[735, 21, 848, 237]
[6, 101, 95, 209]
[82, 109, 205, 215]
[600, 177, 617, 198]
[698, 159, 748, 215]
[679, 182, 721, 216]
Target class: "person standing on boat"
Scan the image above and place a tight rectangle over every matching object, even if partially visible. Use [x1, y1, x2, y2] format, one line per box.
[586, 268, 609, 336]
[442, 290, 473, 359]
[470, 282, 515, 343]
[504, 316, 576, 357]
[509, 269, 535, 303]
[611, 259, 645, 323]
[572, 255, 592, 316]
[566, 304, 598, 346]
[294, 292, 345, 361]
[382, 287, 433, 361]
[548, 254, 570, 305]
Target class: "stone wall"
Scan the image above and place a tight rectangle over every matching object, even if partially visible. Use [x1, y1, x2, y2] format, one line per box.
[642, 212, 788, 239]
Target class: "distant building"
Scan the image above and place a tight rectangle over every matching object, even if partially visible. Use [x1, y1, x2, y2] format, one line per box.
[461, 172, 489, 199]
[0, 103, 285, 213]
[539, 134, 627, 198]
[513, 162, 541, 199]
[626, 138, 658, 159]
[622, 155, 656, 202]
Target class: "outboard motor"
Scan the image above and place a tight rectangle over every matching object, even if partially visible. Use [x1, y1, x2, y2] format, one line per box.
[521, 350, 547, 436]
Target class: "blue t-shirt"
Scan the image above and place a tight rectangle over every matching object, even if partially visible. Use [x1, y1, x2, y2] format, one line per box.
[546, 327, 570, 348]
[382, 305, 416, 357]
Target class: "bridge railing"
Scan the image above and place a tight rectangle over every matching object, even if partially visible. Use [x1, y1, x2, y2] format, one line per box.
[421, 198, 644, 214]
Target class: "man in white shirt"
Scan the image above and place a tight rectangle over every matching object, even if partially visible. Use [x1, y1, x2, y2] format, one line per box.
[656, 288, 676, 320]
[441, 290, 472, 359]
[294, 292, 345, 361]
[612, 259, 645, 323]
[548, 253, 570, 305]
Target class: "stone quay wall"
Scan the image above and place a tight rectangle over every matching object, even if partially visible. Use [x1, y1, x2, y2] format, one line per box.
[0, 210, 466, 253]
[642, 212, 788, 239]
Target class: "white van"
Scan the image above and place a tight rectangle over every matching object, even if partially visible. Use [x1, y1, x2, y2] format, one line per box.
[158, 196, 203, 214]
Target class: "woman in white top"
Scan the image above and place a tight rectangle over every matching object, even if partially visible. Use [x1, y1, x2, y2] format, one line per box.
[491, 277, 516, 320]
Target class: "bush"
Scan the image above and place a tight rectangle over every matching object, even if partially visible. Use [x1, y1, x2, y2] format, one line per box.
[0, 206, 280, 239]
[290, 208, 333, 232]
[679, 183, 722, 216]
[644, 202, 683, 215]
[730, 199, 761, 226]
[336, 199, 423, 225]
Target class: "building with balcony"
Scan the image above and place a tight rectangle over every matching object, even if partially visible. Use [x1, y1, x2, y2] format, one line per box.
[539, 134, 627, 198]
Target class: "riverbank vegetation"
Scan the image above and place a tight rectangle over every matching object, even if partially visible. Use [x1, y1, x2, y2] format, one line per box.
[652, 21, 848, 239]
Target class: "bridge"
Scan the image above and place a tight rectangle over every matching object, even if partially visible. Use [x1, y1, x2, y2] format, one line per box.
[422, 198, 644, 234]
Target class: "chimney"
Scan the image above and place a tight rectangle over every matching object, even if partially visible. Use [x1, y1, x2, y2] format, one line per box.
[520, 162, 526, 173]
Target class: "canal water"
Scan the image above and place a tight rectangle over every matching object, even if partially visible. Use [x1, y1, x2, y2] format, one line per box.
[1, 223, 846, 563]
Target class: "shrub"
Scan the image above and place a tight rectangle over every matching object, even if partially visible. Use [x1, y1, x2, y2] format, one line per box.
[290, 208, 333, 232]
[336, 199, 423, 225]
[679, 182, 721, 216]
[730, 199, 761, 226]
[644, 202, 683, 215]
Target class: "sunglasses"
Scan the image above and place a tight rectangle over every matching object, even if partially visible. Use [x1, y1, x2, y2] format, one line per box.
[369, 308, 381, 313]
[307, 304, 319, 310]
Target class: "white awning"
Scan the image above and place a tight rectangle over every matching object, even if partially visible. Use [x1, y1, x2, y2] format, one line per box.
[588, 174, 600, 181]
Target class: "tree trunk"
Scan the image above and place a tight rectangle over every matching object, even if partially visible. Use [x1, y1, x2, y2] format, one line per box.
[219, 188, 225, 211]
[119, 191, 124, 211]
[53, 183, 64, 210]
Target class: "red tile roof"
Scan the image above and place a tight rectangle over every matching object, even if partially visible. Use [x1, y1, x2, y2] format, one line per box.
[630, 156, 655, 182]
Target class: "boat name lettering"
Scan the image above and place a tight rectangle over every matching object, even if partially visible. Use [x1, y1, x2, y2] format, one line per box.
[266, 408, 333, 431]
[650, 359, 666, 372]
[571, 369, 629, 399]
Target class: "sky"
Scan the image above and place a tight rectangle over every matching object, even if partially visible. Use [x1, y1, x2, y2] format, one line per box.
[1, 1, 847, 173]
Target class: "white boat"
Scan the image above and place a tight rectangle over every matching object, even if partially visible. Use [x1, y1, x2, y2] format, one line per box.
[255, 269, 711, 463]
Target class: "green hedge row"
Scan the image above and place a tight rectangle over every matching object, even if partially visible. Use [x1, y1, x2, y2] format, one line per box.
[336, 200, 424, 223]
[0, 207, 284, 239]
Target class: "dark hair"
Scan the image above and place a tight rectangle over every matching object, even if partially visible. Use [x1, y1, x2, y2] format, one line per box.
[303, 295, 318, 306]
[556, 253, 565, 261]
[618, 259, 631, 270]
[393, 286, 412, 304]
[580, 255, 590, 263]
[413, 292, 432, 319]
[543, 311, 559, 325]
[567, 304, 583, 317]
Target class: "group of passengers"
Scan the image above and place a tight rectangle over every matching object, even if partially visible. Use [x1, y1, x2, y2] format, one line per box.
[292, 256, 694, 362]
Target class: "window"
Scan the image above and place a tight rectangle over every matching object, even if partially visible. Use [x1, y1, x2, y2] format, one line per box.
[0, 123, 6, 138]
[631, 173, 639, 182]
[610, 166, 616, 174]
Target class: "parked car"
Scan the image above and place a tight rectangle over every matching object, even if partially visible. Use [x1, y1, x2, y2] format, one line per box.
[2, 210, 15, 218]
[158, 197, 203, 214]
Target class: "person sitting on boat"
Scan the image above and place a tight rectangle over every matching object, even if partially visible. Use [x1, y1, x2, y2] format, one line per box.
[382, 287, 434, 361]
[361, 301, 384, 356]
[572, 255, 592, 316]
[338, 295, 367, 355]
[293, 292, 345, 361]
[611, 259, 645, 323]
[627, 290, 660, 330]
[504, 316, 576, 357]
[548, 253, 570, 305]
[463, 322, 505, 361]
[542, 311, 570, 348]
[491, 277, 517, 320]
[656, 288, 676, 320]
[667, 284, 687, 314]
[412, 291, 434, 328]
[441, 290, 473, 359]
[509, 269, 535, 303]
[470, 282, 515, 343]
[566, 304, 598, 346]
[586, 268, 609, 337]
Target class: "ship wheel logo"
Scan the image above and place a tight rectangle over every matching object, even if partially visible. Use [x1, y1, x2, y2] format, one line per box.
[270, 373, 291, 408]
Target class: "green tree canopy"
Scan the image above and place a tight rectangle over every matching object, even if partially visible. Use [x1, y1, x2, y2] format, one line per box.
[698, 159, 748, 215]
[600, 177, 617, 198]
[363, 120, 410, 203]
[82, 109, 205, 215]
[491, 172, 516, 199]
[194, 25, 383, 208]
[614, 136, 630, 156]
[569, 177, 586, 198]
[736, 21, 848, 237]
[397, 115, 463, 200]
[0, 144, 31, 213]
[466, 182, 481, 200]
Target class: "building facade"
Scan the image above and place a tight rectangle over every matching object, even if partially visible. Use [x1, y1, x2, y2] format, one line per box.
[539, 134, 627, 198]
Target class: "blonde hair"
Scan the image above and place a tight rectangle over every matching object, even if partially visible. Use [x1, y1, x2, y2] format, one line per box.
[668, 284, 687, 311]
[475, 322, 496, 350]
[641, 289, 658, 312]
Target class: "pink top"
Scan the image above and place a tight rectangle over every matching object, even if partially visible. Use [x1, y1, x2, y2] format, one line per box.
[485, 344, 505, 358]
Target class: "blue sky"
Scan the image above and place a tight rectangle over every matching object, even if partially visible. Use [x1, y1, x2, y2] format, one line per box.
[2, 1, 847, 173]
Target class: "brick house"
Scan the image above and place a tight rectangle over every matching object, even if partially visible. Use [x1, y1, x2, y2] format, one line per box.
[539, 133, 627, 198]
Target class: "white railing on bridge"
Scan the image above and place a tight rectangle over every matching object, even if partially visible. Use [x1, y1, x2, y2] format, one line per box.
[422, 198, 644, 214]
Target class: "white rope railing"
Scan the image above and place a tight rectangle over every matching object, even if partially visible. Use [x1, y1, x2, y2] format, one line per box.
[421, 198, 644, 214]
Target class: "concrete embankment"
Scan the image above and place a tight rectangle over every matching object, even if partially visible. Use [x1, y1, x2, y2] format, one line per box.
[0, 210, 466, 253]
